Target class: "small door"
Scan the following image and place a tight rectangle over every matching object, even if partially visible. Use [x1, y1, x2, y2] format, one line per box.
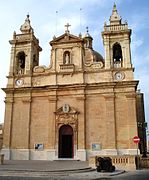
[59, 125, 73, 158]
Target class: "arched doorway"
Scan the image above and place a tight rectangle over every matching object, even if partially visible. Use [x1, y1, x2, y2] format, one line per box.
[58, 125, 73, 158]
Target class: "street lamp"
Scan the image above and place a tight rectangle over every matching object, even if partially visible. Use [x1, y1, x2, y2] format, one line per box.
[137, 121, 147, 157]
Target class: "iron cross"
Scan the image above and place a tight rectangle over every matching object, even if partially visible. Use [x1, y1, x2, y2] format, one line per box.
[65, 23, 71, 33]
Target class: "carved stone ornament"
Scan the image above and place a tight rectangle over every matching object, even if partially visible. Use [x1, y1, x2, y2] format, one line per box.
[62, 104, 70, 113]
[33, 66, 46, 73]
[55, 105, 79, 131]
[91, 61, 104, 69]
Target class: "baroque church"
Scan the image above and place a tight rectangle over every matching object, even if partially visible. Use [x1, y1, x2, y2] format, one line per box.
[2, 4, 140, 162]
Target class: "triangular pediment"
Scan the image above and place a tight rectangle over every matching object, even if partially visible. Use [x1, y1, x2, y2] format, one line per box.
[50, 33, 83, 45]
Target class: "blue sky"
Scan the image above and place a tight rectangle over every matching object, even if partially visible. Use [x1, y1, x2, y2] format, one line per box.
[0, 0, 149, 131]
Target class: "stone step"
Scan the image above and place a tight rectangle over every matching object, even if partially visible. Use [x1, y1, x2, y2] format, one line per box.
[0, 167, 95, 177]
[0, 167, 94, 173]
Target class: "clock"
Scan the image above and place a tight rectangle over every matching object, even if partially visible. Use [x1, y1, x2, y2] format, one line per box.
[114, 72, 124, 81]
[15, 79, 24, 86]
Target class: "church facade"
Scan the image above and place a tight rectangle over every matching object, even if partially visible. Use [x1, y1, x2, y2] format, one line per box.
[2, 5, 139, 161]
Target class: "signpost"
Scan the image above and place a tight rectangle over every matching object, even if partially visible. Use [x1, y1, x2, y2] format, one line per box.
[133, 136, 140, 169]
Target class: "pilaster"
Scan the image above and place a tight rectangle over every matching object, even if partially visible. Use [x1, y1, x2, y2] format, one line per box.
[48, 96, 57, 149]
[3, 97, 14, 149]
[104, 94, 117, 149]
[77, 95, 86, 150]
[126, 93, 138, 149]
[21, 96, 32, 151]
[103, 37, 110, 69]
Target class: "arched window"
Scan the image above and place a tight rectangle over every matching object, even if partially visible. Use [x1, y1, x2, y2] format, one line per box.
[63, 51, 70, 64]
[113, 43, 122, 68]
[16, 51, 25, 74]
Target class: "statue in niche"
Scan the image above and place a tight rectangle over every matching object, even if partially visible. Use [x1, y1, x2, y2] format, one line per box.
[64, 51, 70, 64]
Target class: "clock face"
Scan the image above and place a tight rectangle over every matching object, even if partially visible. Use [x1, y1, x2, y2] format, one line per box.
[114, 72, 124, 81]
[15, 79, 24, 86]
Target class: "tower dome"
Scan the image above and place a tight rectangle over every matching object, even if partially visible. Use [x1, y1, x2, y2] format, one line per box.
[83, 27, 93, 49]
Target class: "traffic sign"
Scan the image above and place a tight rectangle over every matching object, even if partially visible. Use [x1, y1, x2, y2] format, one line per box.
[133, 136, 140, 144]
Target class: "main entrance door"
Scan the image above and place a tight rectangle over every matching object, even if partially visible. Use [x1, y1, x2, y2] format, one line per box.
[58, 125, 73, 158]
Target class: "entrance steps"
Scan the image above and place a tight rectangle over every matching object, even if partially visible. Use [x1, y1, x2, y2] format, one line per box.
[0, 160, 94, 177]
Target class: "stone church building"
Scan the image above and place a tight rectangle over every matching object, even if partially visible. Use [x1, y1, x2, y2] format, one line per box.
[2, 4, 139, 162]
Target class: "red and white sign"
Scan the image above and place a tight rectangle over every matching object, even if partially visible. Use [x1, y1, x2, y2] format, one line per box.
[133, 136, 140, 144]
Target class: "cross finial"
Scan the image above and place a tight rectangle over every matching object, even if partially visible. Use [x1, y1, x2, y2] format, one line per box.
[27, 12, 30, 18]
[113, 2, 117, 11]
[65, 23, 71, 33]
[86, 26, 89, 33]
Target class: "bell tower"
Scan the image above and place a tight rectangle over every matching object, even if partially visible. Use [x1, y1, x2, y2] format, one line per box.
[8, 15, 42, 80]
[102, 3, 132, 69]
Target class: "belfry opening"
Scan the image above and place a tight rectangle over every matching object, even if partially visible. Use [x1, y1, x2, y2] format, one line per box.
[58, 125, 73, 158]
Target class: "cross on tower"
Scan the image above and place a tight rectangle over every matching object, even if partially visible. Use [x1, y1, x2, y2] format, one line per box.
[86, 26, 89, 33]
[65, 23, 71, 33]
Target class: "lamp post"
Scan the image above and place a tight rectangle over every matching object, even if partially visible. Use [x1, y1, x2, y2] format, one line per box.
[137, 121, 147, 157]
[146, 130, 149, 154]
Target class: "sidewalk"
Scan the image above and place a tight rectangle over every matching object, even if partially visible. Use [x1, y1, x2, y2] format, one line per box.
[0, 160, 125, 179]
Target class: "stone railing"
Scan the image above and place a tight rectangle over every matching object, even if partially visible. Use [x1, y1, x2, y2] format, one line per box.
[13, 33, 37, 42]
[89, 155, 136, 171]
[59, 64, 75, 73]
[104, 24, 128, 31]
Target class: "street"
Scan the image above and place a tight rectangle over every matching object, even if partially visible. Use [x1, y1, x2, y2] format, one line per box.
[110, 169, 149, 180]
[0, 170, 149, 180]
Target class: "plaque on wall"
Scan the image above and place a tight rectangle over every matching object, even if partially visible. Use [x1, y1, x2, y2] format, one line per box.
[92, 143, 101, 151]
[35, 143, 44, 150]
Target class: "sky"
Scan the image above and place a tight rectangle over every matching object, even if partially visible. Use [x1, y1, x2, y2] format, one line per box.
[0, 0, 149, 132]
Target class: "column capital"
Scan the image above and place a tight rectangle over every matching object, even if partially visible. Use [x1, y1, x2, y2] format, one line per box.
[125, 93, 136, 99]
[103, 94, 115, 100]
[48, 96, 57, 102]
[4, 98, 14, 104]
[22, 97, 32, 103]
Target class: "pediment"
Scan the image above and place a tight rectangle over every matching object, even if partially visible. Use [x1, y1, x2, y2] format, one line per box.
[50, 33, 83, 45]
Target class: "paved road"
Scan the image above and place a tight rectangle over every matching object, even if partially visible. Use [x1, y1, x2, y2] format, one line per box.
[0, 170, 149, 180]
[0, 160, 149, 180]
[0, 177, 112, 180]
[110, 169, 149, 180]
[0, 160, 122, 179]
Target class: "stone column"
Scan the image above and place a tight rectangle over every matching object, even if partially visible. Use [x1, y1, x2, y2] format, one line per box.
[126, 93, 138, 154]
[9, 43, 16, 76]
[47, 95, 57, 160]
[104, 94, 117, 155]
[103, 36, 111, 69]
[76, 95, 86, 161]
[2, 96, 14, 160]
[124, 38, 132, 68]
[20, 97, 31, 160]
